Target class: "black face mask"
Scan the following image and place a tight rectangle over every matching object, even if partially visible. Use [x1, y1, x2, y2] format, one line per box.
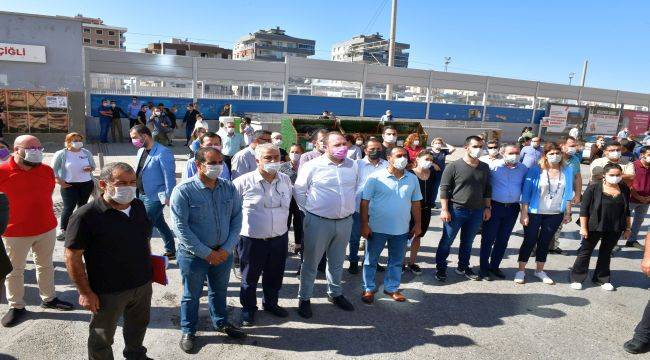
[367, 150, 380, 160]
[22, 160, 41, 167]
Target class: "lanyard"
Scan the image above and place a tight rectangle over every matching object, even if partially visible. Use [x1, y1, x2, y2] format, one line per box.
[545, 170, 561, 200]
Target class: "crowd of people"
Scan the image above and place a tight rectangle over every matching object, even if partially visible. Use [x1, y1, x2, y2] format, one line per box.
[0, 120, 650, 358]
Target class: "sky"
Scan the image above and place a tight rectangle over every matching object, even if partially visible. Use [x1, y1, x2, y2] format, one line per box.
[3, 0, 650, 93]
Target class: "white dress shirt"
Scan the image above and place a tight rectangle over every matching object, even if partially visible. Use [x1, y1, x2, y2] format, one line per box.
[355, 157, 388, 212]
[294, 155, 358, 219]
[233, 170, 292, 239]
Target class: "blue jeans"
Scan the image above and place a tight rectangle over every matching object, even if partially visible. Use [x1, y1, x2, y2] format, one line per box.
[436, 207, 483, 272]
[178, 249, 233, 334]
[363, 232, 409, 293]
[480, 202, 520, 275]
[348, 212, 362, 263]
[99, 117, 111, 143]
[629, 202, 649, 243]
[139, 194, 176, 255]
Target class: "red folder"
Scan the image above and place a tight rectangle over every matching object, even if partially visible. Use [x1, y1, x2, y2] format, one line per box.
[151, 255, 168, 285]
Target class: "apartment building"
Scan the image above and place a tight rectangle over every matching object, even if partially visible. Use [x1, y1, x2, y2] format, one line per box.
[331, 33, 409, 68]
[233, 27, 315, 62]
[77, 14, 126, 51]
[141, 38, 232, 59]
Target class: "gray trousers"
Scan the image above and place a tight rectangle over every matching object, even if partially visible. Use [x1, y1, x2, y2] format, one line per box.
[298, 213, 353, 300]
[88, 282, 152, 360]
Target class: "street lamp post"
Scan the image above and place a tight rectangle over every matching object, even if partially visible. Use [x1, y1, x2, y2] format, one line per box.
[569, 72, 575, 86]
[444, 57, 451, 72]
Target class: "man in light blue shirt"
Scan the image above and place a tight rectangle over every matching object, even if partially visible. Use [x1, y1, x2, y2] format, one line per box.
[220, 119, 245, 170]
[520, 136, 542, 168]
[360, 147, 422, 304]
[480, 144, 528, 280]
[127, 96, 141, 128]
[170, 147, 245, 352]
[348, 138, 388, 274]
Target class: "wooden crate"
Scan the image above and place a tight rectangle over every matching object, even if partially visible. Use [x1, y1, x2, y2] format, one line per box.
[7, 112, 29, 133]
[6, 90, 27, 112]
[27, 91, 48, 112]
[28, 113, 49, 133]
[48, 113, 69, 133]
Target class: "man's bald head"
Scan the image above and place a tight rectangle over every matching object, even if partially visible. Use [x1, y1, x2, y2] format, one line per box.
[13, 135, 41, 150]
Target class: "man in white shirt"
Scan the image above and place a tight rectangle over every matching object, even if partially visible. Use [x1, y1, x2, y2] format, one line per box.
[380, 110, 393, 123]
[233, 144, 292, 327]
[231, 130, 271, 180]
[294, 132, 358, 318]
[479, 140, 503, 167]
[348, 138, 388, 274]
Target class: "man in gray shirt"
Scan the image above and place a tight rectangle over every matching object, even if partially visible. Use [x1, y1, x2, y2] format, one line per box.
[436, 135, 492, 282]
[231, 130, 271, 180]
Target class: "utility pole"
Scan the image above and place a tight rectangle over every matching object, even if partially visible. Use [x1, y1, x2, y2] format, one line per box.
[568, 72, 575, 86]
[444, 57, 451, 72]
[580, 60, 588, 87]
[385, 0, 397, 100]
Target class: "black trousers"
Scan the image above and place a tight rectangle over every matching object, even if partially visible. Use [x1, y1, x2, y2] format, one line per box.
[518, 213, 563, 263]
[88, 282, 152, 360]
[60, 180, 94, 231]
[238, 233, 288, 312]
[634, 300, 650, 344]
[570, 231, 621, 283]
[288, 198, 304, 247]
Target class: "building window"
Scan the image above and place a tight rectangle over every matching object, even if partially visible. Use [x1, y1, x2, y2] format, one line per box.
[108, 30, 115, 36]
[96, 39, 104, 45]
[96, 29, 103, 35]
[176, 50, 186, 56]
[83, 28, 90, 33]
[83, 38, 91, 44]
[108, 40, 116, 46]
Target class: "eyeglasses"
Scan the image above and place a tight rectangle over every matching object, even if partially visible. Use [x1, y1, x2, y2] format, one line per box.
[19, 146, 44, 151]
[487, 146, 498, 149]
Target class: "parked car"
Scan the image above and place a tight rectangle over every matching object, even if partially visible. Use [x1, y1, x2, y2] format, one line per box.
[581, 135, 616, 163]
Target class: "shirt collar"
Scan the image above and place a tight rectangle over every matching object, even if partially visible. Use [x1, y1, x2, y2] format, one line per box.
[253, 169, 278, 184]
[191, 173, 221, 190]
[362, 157, 386, 167]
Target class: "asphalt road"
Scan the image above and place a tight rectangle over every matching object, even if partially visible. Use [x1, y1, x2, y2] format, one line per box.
[0, 143, 648, 359]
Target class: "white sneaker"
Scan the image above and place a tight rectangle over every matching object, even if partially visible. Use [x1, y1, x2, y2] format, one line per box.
[600, 283, 615, 291]
[534, 271, 555, 285]
[570, 282, 583, 290]
[514, 271, 525, 284]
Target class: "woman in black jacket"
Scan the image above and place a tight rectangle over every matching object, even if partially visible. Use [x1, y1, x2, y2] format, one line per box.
[0, 193, 11, 302]
[571, 163, 632, 291]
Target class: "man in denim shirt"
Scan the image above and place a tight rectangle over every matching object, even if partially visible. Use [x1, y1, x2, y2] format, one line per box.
[170, 147, 245, 353]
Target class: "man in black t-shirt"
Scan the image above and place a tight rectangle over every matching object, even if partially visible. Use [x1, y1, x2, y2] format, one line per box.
[64, 162, 153, 360]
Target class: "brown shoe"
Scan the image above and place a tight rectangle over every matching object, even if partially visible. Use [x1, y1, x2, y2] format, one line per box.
[361, 291, 374, 304]
[384, 290, 406, 302]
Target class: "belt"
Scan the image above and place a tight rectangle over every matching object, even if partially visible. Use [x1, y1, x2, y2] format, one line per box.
[307, 211, 352, 221]
[242, 234, 287, 241]
[492, 201, 520, 208]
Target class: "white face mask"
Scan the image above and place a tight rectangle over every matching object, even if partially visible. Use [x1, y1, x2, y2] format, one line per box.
[392, 157, 408, 170]
[384, 134, 396, 143]
[644, 156, 650, 164]
[487, 148, 498, 156]
[597, 141, 605, 147]
[412, 140, 420, 146]
[203, 164, 223, 179]
[418, 159, 432, 169]
[289, 152, 301, 162]
[433, 143, 442, 151]
[607, 151, 621, 160]
[504, 154, 519, 165]
[263, 162, 283, 174]
[110, 186, 136, 205]
[531, 141, 540, 148]
[468, 147, 481, 159]
[565, 147, 576, 156]
[227, 127, 235, 135]
[22, 148, 44, 164]
[355, 140, 363, 146]
[71, 141, 83, 150]
[272, 139, 283, 146]
[547, 154, 562, 164]
[154, 111, 161, 116]
[605, 175, 622, 184]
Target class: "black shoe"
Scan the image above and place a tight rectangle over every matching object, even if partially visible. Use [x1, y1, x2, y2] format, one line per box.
[41, 297, 74, 311]
[296, 264, 302, 277]
[435, 270, 447, 282]
[408, 263, 422, 275]
[626, 241, 645, 250]
[548, 247, 564, 255]
[612, 245, 623, 253]
[56, 231, 66, 242]
[401, 264, 408, 274]
[624, 339, 650, 354]
[455, 267, 480, 281]
[179, 333, 196, 353]
[328, 295, 355, 311]
[297, 300, 312, 318]
[489, 268, 507, 279]
[478, 271, 492, 281]
[163, 252, 176, 261]
[348, 261, 359, 274]
[376, 264, 386, 272]
[241, 310, 255, 327]
[263, 304, 289, 318]
[1, 308, 27, 327]
[216, 322, 246, 339]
